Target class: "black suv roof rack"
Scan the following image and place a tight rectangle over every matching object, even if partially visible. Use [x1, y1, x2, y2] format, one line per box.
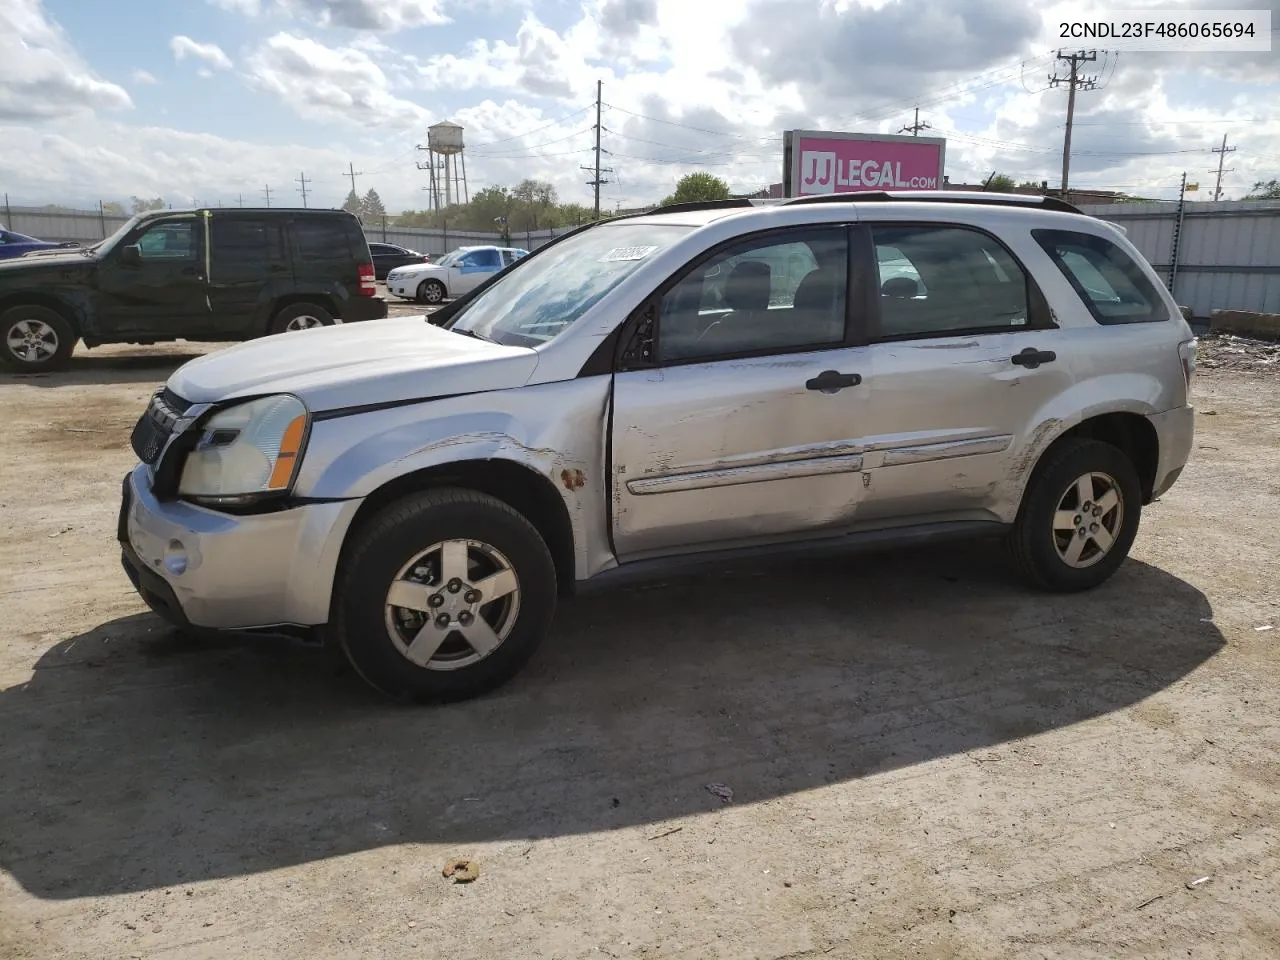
[644, 199, 758, 215]
[782, 190, 1082, 215]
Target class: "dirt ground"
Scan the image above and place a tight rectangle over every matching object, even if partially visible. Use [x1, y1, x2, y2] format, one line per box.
[0, 326, 1277, 960]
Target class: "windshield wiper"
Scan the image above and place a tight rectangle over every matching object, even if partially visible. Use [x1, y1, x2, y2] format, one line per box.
[449, 326, 496, 343]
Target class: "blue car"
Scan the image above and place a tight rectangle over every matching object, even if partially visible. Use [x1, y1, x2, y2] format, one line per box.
[0, 227, 75, 260]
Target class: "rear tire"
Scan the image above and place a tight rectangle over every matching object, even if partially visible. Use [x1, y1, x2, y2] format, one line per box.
[270, 302, 335, 335]
[1009, 437, 1142, 592]
[0, 305, 76, 372]
[331, 488, 558, 702]
[417, 280, 446, 304]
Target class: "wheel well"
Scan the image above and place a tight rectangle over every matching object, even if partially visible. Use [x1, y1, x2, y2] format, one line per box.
[0, 294, 80, 336]
[340, 459, 577, 597]
[1040, 413, 1160, 503]
[269, 295, 338, 329]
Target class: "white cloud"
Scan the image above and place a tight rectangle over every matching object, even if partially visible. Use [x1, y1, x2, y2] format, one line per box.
[0, 0, 132, 120]
[206, 0, 262, 13]
[131, 69, 159, 85]
[278, 0, 450, 29]
[244, 32, 430, 128]
[170, 35, 234, 71]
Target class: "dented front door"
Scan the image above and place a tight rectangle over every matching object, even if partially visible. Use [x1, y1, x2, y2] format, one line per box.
[609, 348, 875, 560]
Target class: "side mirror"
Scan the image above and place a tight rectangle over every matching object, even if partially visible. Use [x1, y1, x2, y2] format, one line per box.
[120, 244, 142, 266]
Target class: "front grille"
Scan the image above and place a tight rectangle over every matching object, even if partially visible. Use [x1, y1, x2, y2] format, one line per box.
[129, 388, 190, 465]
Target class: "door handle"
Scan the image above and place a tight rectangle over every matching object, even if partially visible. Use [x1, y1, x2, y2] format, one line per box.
[805, 369, 862, 393]
[1011, 347, 1057, 369]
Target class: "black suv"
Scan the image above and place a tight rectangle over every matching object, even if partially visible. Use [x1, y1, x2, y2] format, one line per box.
[0, 207, 387, 371]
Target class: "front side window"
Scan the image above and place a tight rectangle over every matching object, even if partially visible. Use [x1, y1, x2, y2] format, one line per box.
[1032, 228, 1165, 324]
[656, 227, 848, 363]
[449, 223, 692, 347]
[870, 225, 1032, 339]
[134, 221, 196, 261]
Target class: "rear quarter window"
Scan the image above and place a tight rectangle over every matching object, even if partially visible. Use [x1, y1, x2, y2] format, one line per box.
[292, 217, 356, 264]
[1032, 228, 1166, 324]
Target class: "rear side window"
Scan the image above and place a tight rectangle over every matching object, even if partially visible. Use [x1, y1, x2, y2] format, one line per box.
[1032, 229, 1165, 324]
[210, 218, 285, 272]
[869, 224, 1033, 339]
[292, 217, 355, 264]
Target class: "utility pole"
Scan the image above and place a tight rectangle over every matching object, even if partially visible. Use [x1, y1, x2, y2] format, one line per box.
[262, 183, 273, 208]
[1210, 134, 1236, 201]
[343, 161, 364, 197]
[581, 79, 613, 220]
[1048, 50, 1099, 200]
[898, 106, 931, 137]
[237, 192, 243, 207]
[1168, 172, 1188, 292]
[296, 171, 311, 208]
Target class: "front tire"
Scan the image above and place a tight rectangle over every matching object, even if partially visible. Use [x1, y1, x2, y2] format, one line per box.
[270, 302, 335, 335]
[1009, 438, 1142, 592]
[331, 488, 558, 702]
[0, 305, 76, 372]
[417, 279, 446, 304]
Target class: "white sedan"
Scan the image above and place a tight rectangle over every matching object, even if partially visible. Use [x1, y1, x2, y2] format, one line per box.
[386, 245, 529, 304]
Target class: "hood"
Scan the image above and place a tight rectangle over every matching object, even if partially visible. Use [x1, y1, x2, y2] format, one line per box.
[389, 262, 442, 275]
[0, 251, 94, 277]
[167, 315, 540, 412]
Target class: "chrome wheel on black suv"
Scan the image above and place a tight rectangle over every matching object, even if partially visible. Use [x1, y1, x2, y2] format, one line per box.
[0, 305, 76, 371]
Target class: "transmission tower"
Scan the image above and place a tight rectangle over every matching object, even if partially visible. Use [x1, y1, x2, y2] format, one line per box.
[582, 79, 613, 219]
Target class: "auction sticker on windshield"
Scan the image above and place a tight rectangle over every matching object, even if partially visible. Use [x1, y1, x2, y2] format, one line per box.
[600, 246, 659, 262]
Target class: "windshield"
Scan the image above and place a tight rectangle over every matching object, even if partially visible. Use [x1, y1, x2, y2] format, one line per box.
[450, 223, 692, 347]
[435, 251, 461, 267]
[94, 215, 144, 257]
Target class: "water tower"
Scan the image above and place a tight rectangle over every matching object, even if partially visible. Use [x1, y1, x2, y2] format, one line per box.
[416, 120, 469, 211]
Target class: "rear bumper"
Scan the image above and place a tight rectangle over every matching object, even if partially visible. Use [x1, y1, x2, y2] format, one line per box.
[1148, 404, 1195, 499]
[342, 297, 388, 323]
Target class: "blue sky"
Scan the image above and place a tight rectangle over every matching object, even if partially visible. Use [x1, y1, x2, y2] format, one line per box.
[2, 0, 1278, 212]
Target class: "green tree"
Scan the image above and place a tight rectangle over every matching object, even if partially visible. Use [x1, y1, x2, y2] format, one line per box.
[342, 189, 363, 215]
[130, 196, 165, 213]
[361, 188, 386, 219]
[985, 173, 1017, 191]
[1018, 179, 1044, 190]
[101, 201, 127, 216]
[1244, 179, 1280, 200]
[661, 172, 731, 206]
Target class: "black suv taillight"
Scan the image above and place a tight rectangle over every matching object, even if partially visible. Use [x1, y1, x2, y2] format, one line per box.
[358, 263, 376, 296]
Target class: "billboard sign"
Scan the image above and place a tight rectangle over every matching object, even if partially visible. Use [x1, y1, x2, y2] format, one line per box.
[783, 130, 946, 197]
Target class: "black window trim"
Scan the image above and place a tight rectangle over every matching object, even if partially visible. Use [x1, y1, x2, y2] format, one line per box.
[609, 222, 871, 374]
[863, 220, 1055, 344]
[1031, 227, 1168, 326]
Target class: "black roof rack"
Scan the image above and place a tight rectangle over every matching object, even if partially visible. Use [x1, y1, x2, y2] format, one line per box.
[782, 190, 1082, 215]
[644, 198, 758, 216]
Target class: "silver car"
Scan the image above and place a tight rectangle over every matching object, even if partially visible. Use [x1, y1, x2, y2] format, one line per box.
[119, 192, 1197, 701]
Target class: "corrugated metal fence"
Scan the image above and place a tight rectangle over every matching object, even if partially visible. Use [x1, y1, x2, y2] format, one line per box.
[6, 199, 1279, 317]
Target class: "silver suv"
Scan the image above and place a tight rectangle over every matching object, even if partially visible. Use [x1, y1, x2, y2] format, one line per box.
[118, 192, 1197, 702]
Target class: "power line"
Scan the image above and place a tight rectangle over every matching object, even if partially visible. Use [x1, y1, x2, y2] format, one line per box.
[296, 170, 311, 208]
[898, 106, 931, 137]
[1210, 134, 1236, 201]
[262, 183, 273, 207]
[1048, 49, 1100, 197]
[343, 161, 363, 197]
